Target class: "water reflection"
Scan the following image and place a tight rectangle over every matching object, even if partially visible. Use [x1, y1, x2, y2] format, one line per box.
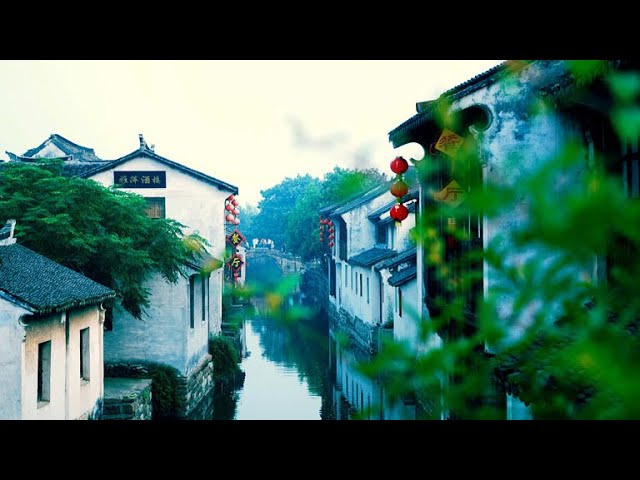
[215, 297, 417, 420]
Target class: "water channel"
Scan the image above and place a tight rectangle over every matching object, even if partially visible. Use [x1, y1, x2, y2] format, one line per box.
[212, 297, 418, 420]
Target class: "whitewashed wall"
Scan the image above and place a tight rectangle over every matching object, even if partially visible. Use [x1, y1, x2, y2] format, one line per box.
[21, 313, 66, 419]
[104, 266, 209, 376]
[0, 299, 29, 419]
[89, 154, 234, 342]
[65, 306, 104, 420]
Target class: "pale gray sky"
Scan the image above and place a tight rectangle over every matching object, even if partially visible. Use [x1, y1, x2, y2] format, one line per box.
[0, 60, 502, 206]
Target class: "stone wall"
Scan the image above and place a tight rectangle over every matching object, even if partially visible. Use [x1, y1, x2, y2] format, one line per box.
[103, 378, 152, 420]
[328, 302, 379, 354]
[104, 355, 214, 419]
[182, 354, 214, 418]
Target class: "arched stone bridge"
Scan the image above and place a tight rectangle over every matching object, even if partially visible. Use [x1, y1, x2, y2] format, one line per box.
[245, 248, 305, 281]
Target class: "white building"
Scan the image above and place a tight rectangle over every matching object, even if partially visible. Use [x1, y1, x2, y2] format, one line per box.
[322, 182, 418, 354]
[6, 134, 239, 417]
[0, 220, 115, 420]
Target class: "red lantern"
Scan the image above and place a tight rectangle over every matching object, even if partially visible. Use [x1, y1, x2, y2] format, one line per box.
[225, 204, 232, 211]
[328, 227, 334, 233]
[390, 179, 409, 198]
[232, 199, 239, 207]
[233, 208, 240, 216]
[226, 214, 234, 222]
[390, 156, 409, 175]
[328, 220, 334, 226]
[390, 204, 409, 222]
[233, 218, 240, 225]
[328, 234, 334, 240]
[228, 194, 235, 202]
[328, 241, 334, 248]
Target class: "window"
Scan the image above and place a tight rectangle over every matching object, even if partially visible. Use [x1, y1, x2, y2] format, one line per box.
[388, 226, 395, 249]
[80, 328, 90, 382]
[359, 273, 363, 298]
[189, 275, 196, 328]
[144, 197, 165, 219]
[398, 288, 403, 318]
[37, 341, 51, 403]
[351, 269, 354, 291]
[344, 265, 348, 287]
[202, 276, 207, 323]
[394, 287, 398, 313]
[366, 277, 370, 304]
[376, 223, 387, 244]
[355, 270, 358, 295]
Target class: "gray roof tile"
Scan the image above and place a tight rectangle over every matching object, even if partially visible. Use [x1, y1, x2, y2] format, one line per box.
[0, 244, 115, 314]
[349, 247, 396, 267]
[388, 264, 417, 287]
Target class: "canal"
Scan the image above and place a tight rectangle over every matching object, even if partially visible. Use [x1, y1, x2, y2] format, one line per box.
[213, 297, 418, 420]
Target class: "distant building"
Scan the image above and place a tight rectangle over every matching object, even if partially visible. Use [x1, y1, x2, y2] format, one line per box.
[0, 220, 115, 419]
[321, 182, 418, 354]
[7, 134, 238, 417]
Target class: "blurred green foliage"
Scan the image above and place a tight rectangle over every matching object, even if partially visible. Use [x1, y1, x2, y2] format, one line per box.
[354, 60, 640, 419]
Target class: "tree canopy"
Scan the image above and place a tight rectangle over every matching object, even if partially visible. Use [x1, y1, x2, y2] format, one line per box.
[0, 160, 210, 319]
[243, 167, 388, 259]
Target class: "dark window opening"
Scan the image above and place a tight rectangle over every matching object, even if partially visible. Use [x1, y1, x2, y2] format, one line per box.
[37, 341, 51, 403]
[189, 275, 196, 328]
[376, 223, 387, 244]
[202, 275, 207, 323]
[398, 288, 403, 318]
[359, 273, 363, 298]
[80, 327, 90, 382]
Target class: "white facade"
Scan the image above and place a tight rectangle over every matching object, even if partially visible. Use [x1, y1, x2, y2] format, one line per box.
[0, 302, 105, 420]
[88, 151, 236, 344]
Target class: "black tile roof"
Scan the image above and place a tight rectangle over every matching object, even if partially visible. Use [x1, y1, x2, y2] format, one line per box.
[387, 61, 532, 148]
[375, 246, 416, 271]
[349, 246, 396, 268]
[367, 185, 419, 222]
[330, 184, 389, 216]
[388, 264, 417, 287]
[378, 200, 417, 227]
[0, 244, 115, 315]
[80, 146, 239, 194]
[18, 133, 103, 163]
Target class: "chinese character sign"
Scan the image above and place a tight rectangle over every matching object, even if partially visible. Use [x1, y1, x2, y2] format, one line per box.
[435, 129, 464, 157]
[114, 171, 166, 188]
[226, 229, 246, 249]
[227, 253, 244, 274]
[433, 180, 467, 208]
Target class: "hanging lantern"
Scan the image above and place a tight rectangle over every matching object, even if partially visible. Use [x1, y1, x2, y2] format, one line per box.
[226, 214, 234, 222]
[232, 198, 239, 207]
[390, 156, 409, 175]
[233, 218, 240, 225]
[225, 203, 233, 212]
[390, 204, 409, 222]
[328, 241, 334, 248]
[328, 227, 334, 233]
[390, 179, 409, 198]
[233, 208, 240, 216]
[328, 220, 334, 226]
[228, 194, 235, 202]
[328, 234, 334, 240]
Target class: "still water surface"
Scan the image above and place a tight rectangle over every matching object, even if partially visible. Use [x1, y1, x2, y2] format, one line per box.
[235, 318, 323, 419]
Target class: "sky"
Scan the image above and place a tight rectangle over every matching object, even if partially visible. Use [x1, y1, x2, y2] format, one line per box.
[0, 60, 502, 207]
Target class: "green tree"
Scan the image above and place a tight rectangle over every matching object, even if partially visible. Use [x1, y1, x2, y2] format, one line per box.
[0, 160, 211, 319]
[252, 174, 321, 250]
